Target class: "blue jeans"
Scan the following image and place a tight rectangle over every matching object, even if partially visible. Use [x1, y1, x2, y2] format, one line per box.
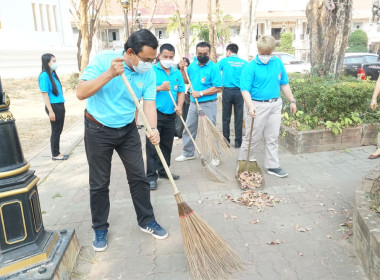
[222, 88, 243, 146]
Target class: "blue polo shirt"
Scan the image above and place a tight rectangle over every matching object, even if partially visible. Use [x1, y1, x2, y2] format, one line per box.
[240, 55, 289, 100]
[38, 71, 65, 103]
[187, 60, 222, 103]
[80, 50, 156, 128]
[217, 55, 247, 88]
[153, 63, 185, 114]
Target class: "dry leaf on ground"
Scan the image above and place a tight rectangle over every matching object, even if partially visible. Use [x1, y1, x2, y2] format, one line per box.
[237, 171, 263, 190]
[226, 190, 280, 209]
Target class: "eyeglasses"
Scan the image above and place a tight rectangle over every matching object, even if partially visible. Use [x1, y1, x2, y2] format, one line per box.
[133, 51, 156, 63]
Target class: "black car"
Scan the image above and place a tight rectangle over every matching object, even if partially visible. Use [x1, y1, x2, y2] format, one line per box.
[343, 53, 380, 81]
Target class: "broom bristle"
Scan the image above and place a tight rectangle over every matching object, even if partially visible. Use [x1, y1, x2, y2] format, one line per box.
[175, 194, 246, 280]
[197, 113, 231, 161]
[200, 157, 230, 183]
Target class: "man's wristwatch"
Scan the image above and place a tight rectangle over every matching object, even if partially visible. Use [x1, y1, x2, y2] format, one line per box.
[200, 91, 204, 97]
[291, 99, 296, 104]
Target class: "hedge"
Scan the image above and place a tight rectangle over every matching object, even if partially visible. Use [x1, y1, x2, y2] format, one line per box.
[281, 74, 378, 134]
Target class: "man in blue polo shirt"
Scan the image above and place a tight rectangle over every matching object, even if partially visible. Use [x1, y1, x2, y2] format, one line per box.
[77, 29, 168, 252]
[218, 43, 247, 148]
[239, 35, 297, 178]
[175, 42, 223, 166]
[146, 43, 185, 190]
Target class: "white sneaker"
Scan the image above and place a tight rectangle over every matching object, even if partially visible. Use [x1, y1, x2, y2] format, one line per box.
[175, 155, 195, 162]
[211, 159, 220, 167]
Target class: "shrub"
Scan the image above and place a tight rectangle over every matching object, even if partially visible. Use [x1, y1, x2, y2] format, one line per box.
[281, 74, 378, 134]
[347, 29, 368, 53]
[276, 32, 295, 54]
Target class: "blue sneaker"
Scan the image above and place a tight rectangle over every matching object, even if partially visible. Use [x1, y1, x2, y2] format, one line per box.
[93, 229, 108, 252]
[140, 221, 168, 240]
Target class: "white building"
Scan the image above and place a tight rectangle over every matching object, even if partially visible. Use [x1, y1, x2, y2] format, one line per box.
[0, 0, 77, 78]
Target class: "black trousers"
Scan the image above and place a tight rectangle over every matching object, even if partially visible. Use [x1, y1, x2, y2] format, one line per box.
[146, 110, 176, 182]
[84, 116, 155, 230]
[45, 103, 65, 157]
[222, 88, 244, 146]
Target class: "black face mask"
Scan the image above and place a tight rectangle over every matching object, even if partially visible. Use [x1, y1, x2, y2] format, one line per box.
[197, 55, 209, 64]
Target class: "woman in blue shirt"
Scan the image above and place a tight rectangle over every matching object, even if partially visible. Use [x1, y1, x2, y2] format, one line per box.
[38, 53, 68, 160]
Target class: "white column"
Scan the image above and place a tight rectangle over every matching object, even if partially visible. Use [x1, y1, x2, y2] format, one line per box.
[265, 20, 272, 35]
[295, 19, 302, 49]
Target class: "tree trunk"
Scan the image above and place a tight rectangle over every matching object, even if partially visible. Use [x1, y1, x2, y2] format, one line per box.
[208, 0, 217, 62]
[306, 0, 352, 79]
[77, 30, 82, 71]
[183, 0, 194, 56]
[239, 0, 258, 60]
[214, 0, 219, 58]
[146, 0, 158, 30]
[174, 0, 185, 57]
[80, 0, 90, 73]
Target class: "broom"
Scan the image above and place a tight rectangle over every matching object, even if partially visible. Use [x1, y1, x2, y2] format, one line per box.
[168, 90, 229, 183]
[183, 67, 230, 161]
[120, 73, 245, 279]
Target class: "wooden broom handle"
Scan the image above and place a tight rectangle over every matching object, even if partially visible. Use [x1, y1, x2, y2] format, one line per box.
[245, 117, 254, 171]
[183, 67, 202, 110]
[168, 90, 202, 155]
[120, 73, 179, 194]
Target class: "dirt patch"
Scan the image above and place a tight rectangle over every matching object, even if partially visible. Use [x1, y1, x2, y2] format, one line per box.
[2, 73, 86, 160]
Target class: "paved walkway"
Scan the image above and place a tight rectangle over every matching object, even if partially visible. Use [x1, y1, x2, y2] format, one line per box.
[30, 111, 379, 280]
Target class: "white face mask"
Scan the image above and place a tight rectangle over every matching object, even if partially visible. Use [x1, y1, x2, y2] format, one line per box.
[258, 55, 272, 64]
[160, 60, 174, 69]
[51, 62, 58, 71]
[131, 59, 152, 74]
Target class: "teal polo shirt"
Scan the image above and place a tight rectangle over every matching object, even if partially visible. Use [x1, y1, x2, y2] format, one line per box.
[187, 60, 222, 103]
[217, 55, 247, 88]
[80, 50, 156, 128]
[153, 63, 185, 114]
[240, 55, 289, 100]
[38, 71, 65, 103]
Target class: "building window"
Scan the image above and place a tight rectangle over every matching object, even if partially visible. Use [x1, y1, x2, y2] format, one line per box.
[155, 28, 167, 39]
[108, 29, 120, 42]
[39, 4, 44, 31]
[271, 28, 282, 40]
[52, 5, 58, 32]
[31, 3, 37, 31]
[46, 5, 51, 32]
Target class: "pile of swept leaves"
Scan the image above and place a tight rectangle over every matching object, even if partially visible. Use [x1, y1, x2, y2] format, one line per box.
[237, 171, 263, 190]
[225, 190, 280, 209]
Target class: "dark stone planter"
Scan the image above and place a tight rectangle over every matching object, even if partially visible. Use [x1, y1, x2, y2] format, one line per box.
[279, 123, 380, 154]
[354, 166, 380, 280]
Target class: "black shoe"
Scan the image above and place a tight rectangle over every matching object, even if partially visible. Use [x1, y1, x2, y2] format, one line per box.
[149, 181, 157, 190]
[235, 143, 241, 149]
[158, 173, 180, 180]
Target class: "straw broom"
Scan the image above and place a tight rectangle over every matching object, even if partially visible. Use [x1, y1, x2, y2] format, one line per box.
[120, 73, 245, 279]
[168, 90, 229, 183]
[183, 67, 230, 161]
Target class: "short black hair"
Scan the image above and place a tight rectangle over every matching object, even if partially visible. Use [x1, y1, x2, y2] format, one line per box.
[196, 42, 211, 52]
[124, 29, 158, 54]
[160, 43, 175, 54]
[226, 43, 239, 54]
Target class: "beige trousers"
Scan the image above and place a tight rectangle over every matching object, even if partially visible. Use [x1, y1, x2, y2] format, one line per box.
[238, 98, 282, 169]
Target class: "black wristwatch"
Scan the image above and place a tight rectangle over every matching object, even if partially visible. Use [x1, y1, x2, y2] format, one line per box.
[291, 99, 296, 104]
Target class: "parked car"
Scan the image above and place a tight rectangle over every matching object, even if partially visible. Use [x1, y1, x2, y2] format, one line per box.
[343, 53, 380, 81]
[273, 52, 311, 73]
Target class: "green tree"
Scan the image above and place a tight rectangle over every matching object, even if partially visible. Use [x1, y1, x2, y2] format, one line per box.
[276, 32, 295, 54]
[347, 29, 368, 53]
[191, 11, 233, 56]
